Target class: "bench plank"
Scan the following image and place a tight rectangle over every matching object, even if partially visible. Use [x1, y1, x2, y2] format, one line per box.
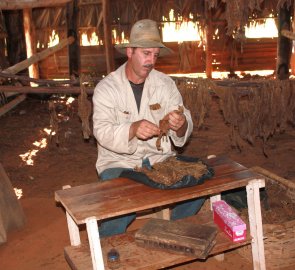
[56, 168, 259, 224]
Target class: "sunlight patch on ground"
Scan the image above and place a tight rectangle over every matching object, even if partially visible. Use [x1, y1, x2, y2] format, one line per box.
[14, 188, 23, 199]
[32, 138, 47, 148]
[19, 137, 48, 166]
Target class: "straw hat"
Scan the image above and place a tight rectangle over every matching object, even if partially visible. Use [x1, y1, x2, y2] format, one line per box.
[115, 19, 173, 56]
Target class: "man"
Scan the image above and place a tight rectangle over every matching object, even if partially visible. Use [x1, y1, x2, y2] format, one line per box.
[93, 19, 204, 237]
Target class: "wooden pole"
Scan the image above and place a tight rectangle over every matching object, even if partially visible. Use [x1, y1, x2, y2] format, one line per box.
[0, 72, 79, 85]
[23, 8, 39, 85]
[0, 35, 9, 69]
[0, 85, 93, 95]
[205, 3, 213, 79]
[102, 0, 115, 74]
[276, 4, 292, 80]
[290, 5, 295, 75]
[0, 0, 71, 10]
[3, 36, 74, 75]
[0, 94, 26, 117]
[66, 0, 80, 78]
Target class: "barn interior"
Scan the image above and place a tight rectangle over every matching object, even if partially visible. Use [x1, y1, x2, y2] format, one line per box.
[0, 0, 295, 269]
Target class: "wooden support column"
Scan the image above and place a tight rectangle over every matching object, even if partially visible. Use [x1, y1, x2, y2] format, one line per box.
[291, 5, 295, 75]
[4, 10, 26, 66]
[0, 33, 9, 69]
[23, 8, 39, 84]
[205, 3, 213, 79]
[277, 4, 292, 80]
[66, 0, 80, 78]
[102, 0, 115, 74]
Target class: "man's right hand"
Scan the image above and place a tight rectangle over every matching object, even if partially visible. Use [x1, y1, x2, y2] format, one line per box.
[129, 120, 160, 140]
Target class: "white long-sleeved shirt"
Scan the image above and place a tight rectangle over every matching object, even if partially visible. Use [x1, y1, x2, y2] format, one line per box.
[92, 63, 193, 174]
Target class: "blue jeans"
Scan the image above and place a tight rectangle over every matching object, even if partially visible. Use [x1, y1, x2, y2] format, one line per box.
[99, 166, 205, 237]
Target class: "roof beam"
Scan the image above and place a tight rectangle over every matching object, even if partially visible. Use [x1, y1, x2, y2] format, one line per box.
[0, 0, 72, 10]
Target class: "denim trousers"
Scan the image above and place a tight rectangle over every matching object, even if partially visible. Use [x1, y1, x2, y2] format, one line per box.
[99, 166, 205, 237]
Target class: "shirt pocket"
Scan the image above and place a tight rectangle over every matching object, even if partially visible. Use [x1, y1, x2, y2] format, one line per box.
[116, 109, 131, 124]
[149, 103, 166, 125]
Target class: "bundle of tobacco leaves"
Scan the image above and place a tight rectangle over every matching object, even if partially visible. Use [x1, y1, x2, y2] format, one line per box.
[135, 157, 208, 186]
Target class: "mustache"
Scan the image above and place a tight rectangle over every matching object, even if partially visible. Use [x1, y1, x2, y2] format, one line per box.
[143, 64, 154, 69]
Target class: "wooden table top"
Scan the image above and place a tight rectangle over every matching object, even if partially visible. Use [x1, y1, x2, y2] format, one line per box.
[55, 156, 263, 225]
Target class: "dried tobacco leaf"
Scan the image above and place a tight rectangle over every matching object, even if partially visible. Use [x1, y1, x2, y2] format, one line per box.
[135, 157, 208, 186]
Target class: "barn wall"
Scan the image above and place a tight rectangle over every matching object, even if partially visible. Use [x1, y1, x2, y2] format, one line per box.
[38, 37, 277, 79]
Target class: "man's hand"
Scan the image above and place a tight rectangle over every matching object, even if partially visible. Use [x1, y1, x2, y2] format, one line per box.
[129, 119, 160, 140]
[168, 111, 188, 137]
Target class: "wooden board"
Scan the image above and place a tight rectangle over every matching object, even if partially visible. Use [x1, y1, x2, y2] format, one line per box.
[0, 163, 25, 244]
[64, 212, 251, 270]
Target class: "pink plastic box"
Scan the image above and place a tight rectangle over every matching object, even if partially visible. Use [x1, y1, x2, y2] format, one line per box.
[212, 200, 247, 242]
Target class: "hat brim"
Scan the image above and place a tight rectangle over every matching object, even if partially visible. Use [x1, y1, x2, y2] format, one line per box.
[115, 41, 174, 57]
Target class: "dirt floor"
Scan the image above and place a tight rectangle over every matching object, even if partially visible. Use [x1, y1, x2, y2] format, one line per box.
[0, 94, 295, 270]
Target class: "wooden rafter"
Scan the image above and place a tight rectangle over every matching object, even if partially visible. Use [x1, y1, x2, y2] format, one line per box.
[0, 0, 71, 10]
[78, 0, 102, 6]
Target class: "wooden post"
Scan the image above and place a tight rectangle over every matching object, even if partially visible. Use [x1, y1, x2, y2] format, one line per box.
[205, 3, 213, 79]
[291, 5, 295, 75]
[0, 33, 9, 69]
[66, 0, 80, 78]
[277, 3, 292, 80]
[102, 0, 115, 74]
[5, 10, 26, 67]
[23, 8, 39, 85]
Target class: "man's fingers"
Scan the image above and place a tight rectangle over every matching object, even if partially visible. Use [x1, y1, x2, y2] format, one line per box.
[168, 112, 186, 131]
[136, 120, 160, 139]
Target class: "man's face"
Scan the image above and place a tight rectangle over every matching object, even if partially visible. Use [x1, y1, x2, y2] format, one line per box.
[126, 47, 160, 83]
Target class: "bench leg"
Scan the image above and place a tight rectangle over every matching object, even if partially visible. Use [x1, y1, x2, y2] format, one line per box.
[136, 207, 170, 220]
[155, 208, 170, 220]
[246, 179, 266, 270]
[86, 217, 105, 270]
[66, 211, 81, 246]
[63, 185, 81, 246]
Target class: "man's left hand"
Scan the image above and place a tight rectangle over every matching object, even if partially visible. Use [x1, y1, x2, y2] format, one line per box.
[168, 111, 187, 137]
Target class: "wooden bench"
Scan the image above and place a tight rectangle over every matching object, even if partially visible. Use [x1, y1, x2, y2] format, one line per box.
[55, 156, 266, 270]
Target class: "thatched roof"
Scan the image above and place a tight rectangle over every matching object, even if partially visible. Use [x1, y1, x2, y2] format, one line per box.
[0, 0, 293, 49]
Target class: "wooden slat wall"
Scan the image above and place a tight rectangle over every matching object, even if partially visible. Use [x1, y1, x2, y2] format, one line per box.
[38, 38, 277, 79]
